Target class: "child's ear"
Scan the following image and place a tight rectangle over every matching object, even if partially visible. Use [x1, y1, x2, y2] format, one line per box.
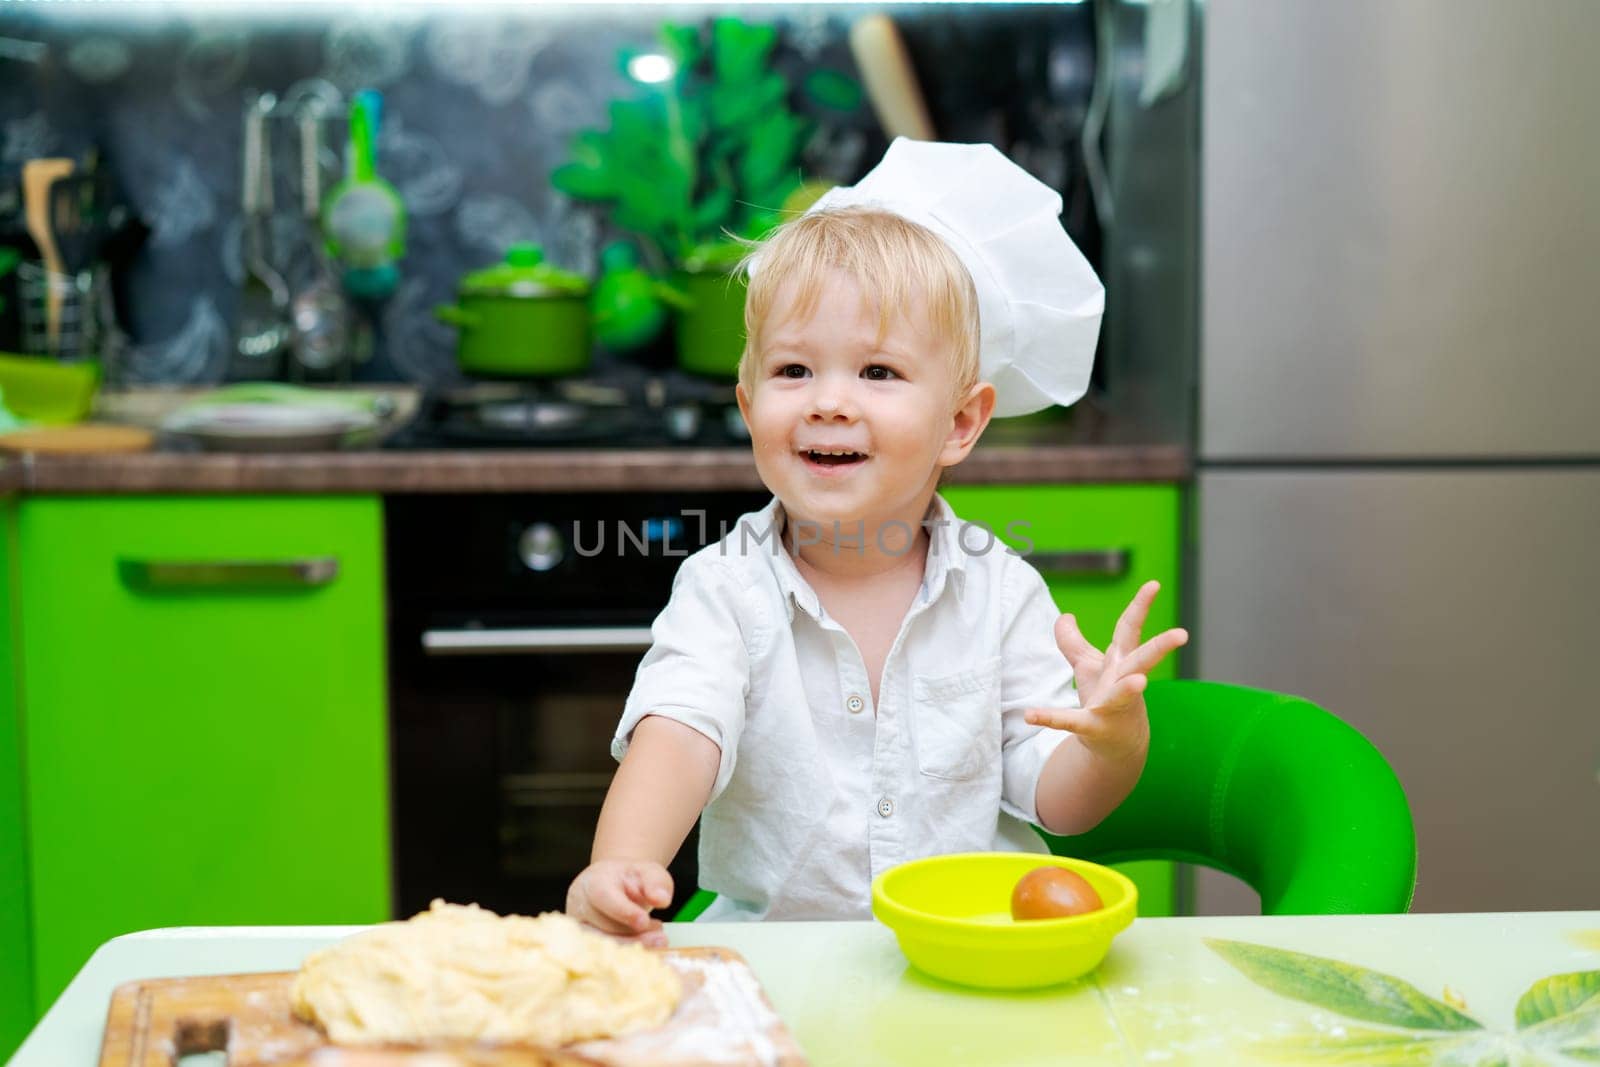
[735, 382, 752, 427]
[940, 382, 996, 466]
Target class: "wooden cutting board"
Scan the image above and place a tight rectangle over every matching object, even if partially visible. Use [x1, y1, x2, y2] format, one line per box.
[0, 424, 154, 454]
[98, 947, 807, 1067]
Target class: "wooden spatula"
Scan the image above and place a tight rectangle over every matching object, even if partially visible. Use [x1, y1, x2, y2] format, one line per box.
[21, 157, 75, 350]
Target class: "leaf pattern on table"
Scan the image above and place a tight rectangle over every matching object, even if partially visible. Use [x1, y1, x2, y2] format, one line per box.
[1246, 1027, 1512, 1066]
[1518, 995, 1600, 1061]
[1205, 939, 1483, 1032]
[1516, 971, 1600, 1029]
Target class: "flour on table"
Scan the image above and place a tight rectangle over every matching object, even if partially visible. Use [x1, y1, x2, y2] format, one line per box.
[290, 900, 682, 1047]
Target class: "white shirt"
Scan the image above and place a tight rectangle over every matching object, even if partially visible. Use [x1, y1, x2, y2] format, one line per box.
[611, 494, 1078, 921]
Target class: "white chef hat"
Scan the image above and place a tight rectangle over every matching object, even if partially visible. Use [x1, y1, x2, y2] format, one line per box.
[799, 137, 1104, 417]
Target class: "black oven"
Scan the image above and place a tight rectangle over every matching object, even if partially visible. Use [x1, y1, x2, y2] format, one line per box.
[384, 490, 770, 919]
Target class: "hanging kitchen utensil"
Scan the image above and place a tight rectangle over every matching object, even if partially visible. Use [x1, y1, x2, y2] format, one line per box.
[848, 15, 936, 141]
[48, 172, 105, 277]
[289, 102, 350, 379]
[233, 93, 291, 380]
[325, 91, 405, 300]
[21, 157, 74, 348]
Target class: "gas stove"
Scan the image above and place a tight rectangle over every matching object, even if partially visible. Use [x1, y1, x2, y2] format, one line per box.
[384, 370, 750, 449]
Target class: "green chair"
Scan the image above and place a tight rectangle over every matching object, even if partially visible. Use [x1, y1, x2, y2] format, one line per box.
[676, 680, 1416, 920]
[1038, 679, 1416, 915]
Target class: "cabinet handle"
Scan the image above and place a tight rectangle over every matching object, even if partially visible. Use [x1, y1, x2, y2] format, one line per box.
[422, 626, 655, 656]
[119, 557, 340, 590]
[1026, 549, 1130, 578]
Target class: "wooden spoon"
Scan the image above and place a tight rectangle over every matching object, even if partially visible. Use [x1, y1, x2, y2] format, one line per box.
[21, 157, 75, 350]
[848, 15, 936, 141]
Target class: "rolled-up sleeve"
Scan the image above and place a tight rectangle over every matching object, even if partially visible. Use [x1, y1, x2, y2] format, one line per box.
[996, 555, 1079, 824]
[612, 551, 750, 801]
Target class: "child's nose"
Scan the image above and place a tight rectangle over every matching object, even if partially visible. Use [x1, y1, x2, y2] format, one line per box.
[807, 377, 858, 420]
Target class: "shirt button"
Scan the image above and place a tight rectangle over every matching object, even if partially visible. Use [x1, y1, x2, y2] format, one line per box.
[877, 796, 894, 818]
[846, 694, 865, 714]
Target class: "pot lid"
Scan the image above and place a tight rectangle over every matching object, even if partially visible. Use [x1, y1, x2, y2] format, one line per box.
[460, 243, 589, 297]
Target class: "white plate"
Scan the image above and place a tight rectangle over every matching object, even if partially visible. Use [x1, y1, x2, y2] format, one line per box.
[163, 403, 380, 452]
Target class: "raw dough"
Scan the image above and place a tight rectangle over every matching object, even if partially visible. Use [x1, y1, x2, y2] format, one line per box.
[291, 900, 682, 1047]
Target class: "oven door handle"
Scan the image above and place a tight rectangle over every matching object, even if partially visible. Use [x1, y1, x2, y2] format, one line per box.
[421, 626, 656, 655]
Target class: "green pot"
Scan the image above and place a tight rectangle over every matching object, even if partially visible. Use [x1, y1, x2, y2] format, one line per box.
[435, 244, 592, 378]
[673, 268, 748, 380]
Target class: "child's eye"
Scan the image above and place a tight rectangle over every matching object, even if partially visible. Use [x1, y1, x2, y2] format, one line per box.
[862, 365, 898, 381]
[778, 364, 810, 379]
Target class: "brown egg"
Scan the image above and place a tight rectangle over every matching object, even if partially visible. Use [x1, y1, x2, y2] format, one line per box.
[1010, 866, 1104, 920]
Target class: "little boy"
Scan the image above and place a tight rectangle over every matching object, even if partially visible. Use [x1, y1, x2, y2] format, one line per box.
[567, 139, 1186, 945]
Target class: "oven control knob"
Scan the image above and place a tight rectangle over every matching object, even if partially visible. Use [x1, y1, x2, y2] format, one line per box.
[518, 522, 565, 572]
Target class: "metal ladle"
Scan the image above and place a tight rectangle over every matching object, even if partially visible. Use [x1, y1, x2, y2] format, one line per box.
[289, 103, 350, 378]
[233, 92, 290, 378]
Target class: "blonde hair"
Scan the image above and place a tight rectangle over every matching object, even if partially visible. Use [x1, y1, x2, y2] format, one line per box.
[735, 207, 981, 405]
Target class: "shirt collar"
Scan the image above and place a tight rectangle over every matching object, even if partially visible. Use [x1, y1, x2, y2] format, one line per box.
[752, 494, 970, 624]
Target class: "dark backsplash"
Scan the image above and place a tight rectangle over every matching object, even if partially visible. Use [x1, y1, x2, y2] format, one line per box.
[0, 4, 1098, 387]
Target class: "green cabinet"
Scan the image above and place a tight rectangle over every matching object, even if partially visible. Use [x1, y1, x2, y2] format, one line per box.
[941, 484, 1184, 915]
[3, 495, 392, 1037]
[1, 505, 34, 1060]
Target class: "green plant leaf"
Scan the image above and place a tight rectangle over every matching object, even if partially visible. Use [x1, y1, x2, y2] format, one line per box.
[692, 184, 735, 234]
[710, 74, 787, 132]
[1247, 1028, 1509, 1065]
[1520, 999, 1600, 1059]
[804, 69, 863, 111]
[609, 97, 667, 147]
[566, 129, 609, 170]
[550, 162, 614, 201]
[711, 17, 776, 84]
[658, 22, 701, 71]
[740, 112, 810, 191]
[1205, 939, 1483, 1032]
[1516, 972, 1600, 1029]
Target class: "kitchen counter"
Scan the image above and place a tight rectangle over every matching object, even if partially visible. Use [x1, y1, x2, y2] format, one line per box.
[0, 442, 1187, 495]
[0, 403, 1188, 494]
[14, 912, 1600, 1065]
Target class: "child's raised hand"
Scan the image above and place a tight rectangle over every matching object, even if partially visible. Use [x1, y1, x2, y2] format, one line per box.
[566, 859, 675, 948]
[1025, 580, 1188, 759]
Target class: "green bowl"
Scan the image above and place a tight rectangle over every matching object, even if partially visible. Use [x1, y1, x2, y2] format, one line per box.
[0, 353, 100, 424]
[871, 852, 1137, 990]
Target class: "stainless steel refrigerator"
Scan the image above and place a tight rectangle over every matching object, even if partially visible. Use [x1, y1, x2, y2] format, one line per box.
[1195, 0, 1600, 912]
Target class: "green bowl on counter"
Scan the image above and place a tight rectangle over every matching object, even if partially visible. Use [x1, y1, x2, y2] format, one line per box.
[0, 352, 100, 424]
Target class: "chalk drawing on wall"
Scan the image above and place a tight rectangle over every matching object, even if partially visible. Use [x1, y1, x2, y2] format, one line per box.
[383, 115, 464, 218]
[149, 160, 218, 249]
[120, 296, 230, 385]
[384, 276, 462, 387]
[528, 79, 602, 138]
[543, 197, 599, 279]
[424, 18, 554, 107]
[175, 29, 249, 120]
[454, 193, 540, 259]
[3, 112, 57, 166]
[322, 19, 414, 92]
[65, 37, 132, 84]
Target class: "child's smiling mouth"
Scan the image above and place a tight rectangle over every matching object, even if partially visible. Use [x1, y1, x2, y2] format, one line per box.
[799, 447, 870, 474]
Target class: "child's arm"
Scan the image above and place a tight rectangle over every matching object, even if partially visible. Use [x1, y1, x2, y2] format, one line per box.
[566, 715, 720, 946]
[1026, 580, 1187, 835]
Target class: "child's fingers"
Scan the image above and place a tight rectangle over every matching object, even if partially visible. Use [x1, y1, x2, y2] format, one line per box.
[1053, 614, 1103, 668]
[591, 876, 655, 933]
[1024, 675, 1148, 737]
[627, 863, 675, 911]
[1119, 628, 1189, 678]
[1110, 581, 1160, 656]
[1024, 705, 1096, 734]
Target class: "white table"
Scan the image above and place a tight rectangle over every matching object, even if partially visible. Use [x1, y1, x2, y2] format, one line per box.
[13, 912, 1600, 1065]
